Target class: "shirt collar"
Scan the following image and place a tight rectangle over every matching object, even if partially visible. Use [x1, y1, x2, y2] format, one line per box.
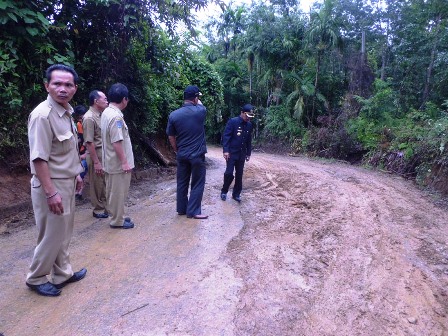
[89, 106, 102, 117]
[47, 94, 73, 117]
[108, 104, 123, 116]
[183, 102, 197, 107]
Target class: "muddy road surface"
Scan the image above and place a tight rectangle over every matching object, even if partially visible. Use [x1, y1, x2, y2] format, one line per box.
[1, 146, 447, 336]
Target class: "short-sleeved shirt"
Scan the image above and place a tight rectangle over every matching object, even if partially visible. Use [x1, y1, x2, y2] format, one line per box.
[82, 106, 102, 150]
[166, 102, 207, 159]
[28, 95, 83, 178]
[101, 105, 134, 174]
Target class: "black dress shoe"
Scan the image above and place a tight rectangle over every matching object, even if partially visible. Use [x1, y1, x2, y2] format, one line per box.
[55, 268, 87, 289]
[26, 282, 61, 297]
[93, 212, 108, 219]
[232, 195, 241, 202]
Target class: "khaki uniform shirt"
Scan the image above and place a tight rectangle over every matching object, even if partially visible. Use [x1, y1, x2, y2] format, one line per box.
[28, 95, 83, 178]
[101, 105, 134, 174]
[82, 106, 102, 150]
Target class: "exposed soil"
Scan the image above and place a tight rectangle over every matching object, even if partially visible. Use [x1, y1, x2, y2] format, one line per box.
[0, 145, 447, 335]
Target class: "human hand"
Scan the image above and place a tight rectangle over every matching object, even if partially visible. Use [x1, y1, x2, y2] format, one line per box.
[223, 152, 230, 161]
[75, 175, 83, 193]
[47, 192, 64, 215]
[94, 161, 104, 176]
[122, 163, 132, 174]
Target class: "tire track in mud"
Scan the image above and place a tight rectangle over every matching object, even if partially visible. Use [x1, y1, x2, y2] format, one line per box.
[227, 154, 448, 336]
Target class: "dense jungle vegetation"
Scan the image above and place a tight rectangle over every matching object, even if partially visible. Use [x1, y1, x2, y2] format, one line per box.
[1, 0, 448, 193]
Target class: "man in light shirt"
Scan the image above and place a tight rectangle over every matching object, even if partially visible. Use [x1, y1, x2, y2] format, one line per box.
[101, 83, 135, 229]
[83, 90, 108, 219]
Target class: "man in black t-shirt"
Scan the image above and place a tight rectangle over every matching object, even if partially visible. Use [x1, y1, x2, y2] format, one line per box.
[166, 85, 208, 219]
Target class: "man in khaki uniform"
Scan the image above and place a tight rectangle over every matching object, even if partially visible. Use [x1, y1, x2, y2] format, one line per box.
[26, 64, 87, 297]
[83, 90, 108, 218]
[101, 83, 135, 229]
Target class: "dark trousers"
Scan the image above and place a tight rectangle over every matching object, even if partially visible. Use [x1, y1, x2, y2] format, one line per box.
[177, 155, 206, 216]
[221, 155, 245, 197]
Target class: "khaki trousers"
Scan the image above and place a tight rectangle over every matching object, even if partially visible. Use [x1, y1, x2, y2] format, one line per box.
[27, 176, 76, 285]
[87, 148, 107, 214]
[105, 172, 131, 227]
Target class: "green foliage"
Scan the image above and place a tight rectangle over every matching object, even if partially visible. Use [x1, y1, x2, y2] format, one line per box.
[181, 55, 224, 142]
[347, 116, 382, 151]
[0, 0, 224, 168]
[2, 0, 448, 195]
[263, 105, 304, 140]
[126, 28, 224, 144]
[0, 0, 55, 167]
[356, 79, 401, 120]
[347, 79, 401, 150]
[350, 99, 448, 181]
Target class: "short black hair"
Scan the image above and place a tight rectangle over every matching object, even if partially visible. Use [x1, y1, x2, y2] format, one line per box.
[108, 83, 129, 104]
[89, 90, 101, 106]
[45, 64, 79, 85]
[73, 105, 87, 116]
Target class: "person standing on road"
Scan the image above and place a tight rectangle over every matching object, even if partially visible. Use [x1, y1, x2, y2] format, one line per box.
[101, 83, 135, 229]
[83, 90, 108, 219]
[166, 85, 208, 219]
[220, 104, 254, 203]
[26, 64, 87, 297]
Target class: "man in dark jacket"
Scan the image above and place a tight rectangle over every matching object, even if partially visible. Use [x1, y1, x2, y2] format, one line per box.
[220, 104, 255, 202]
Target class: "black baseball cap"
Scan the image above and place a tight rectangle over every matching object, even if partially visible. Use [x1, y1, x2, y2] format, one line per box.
[241, 104, 255, 117]
[184, 85, 202, 100]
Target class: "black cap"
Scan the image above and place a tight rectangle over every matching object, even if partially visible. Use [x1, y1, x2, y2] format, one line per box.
[184, 85, 202, 100]
[241, 104, 255, 117]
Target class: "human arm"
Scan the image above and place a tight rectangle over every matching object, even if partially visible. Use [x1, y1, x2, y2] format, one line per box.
[75, 175, 83, 193]
[112, 140, 132, 173]
[246, 122, 253, 160]
[222, 119, 233, 160]
[166, 115, 177, 154]
[33, 159, 64, 215]
[83, 117, 103, 175]
[168, 135, 177, 154]
[85, 141, 103, 175]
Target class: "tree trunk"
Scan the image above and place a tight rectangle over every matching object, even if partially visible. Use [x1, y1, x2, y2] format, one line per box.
[130, 127, 171, 167]
[420, 14, 441, 110]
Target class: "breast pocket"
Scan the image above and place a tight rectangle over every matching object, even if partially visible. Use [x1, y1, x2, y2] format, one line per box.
[55, 131, 76, 155]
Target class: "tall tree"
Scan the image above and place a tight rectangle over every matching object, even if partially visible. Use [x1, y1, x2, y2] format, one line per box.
[305, 0, 342, 119]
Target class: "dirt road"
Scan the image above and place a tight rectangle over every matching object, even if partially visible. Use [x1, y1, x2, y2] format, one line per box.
[1, 146, 447, 335]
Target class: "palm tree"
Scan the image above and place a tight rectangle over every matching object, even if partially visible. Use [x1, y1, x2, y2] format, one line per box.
[304, 0, 341, 119]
